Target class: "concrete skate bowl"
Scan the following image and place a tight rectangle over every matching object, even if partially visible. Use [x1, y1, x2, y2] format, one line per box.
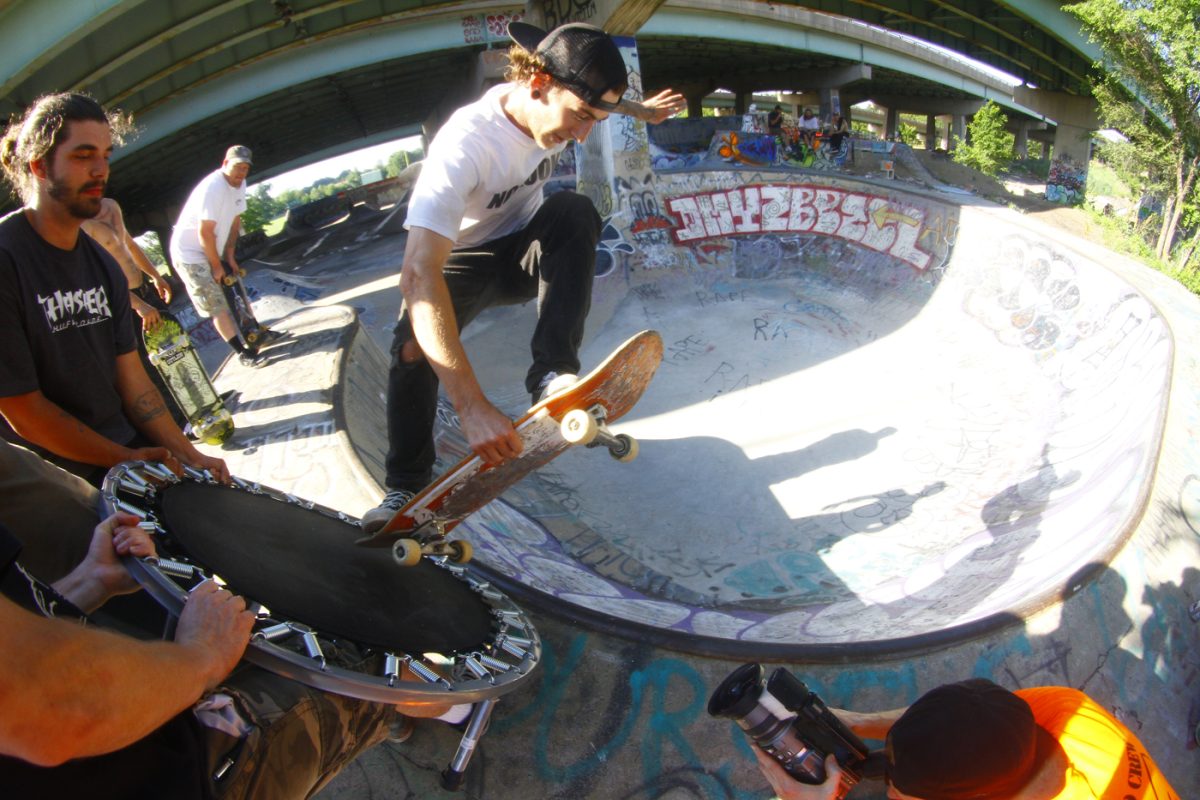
[385, 172, 1172, 658]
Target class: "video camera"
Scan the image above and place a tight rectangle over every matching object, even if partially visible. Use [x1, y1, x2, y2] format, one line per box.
[708, 663, 880, 790]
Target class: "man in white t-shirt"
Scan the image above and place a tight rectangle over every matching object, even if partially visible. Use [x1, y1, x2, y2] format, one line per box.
[799, 108, 820, 150]
[169, 146, 276, 364]
[361, 22, 684, 531]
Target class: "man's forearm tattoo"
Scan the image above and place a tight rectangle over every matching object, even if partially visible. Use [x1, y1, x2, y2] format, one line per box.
[130, 390, 166, 424]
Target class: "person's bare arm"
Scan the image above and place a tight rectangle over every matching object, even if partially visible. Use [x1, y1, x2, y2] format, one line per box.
[123, 231, 171, 303]
[198, 219, 225, 283]
[108, 201, 164, 289]
[129, 289, 162, 330]
[0, 390, 174, 470]
[225, 216, 241, 273]
[113, 351, 230, 482]
[399, 227, 522, 463]
[614, 89, 686, 124]
[0, 580, 252, 766]
[51, 513, 155, 614]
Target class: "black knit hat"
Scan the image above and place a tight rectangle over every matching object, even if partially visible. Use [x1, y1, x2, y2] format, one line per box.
[886, 679, 1041, 799]
[508, 21, 628, 111]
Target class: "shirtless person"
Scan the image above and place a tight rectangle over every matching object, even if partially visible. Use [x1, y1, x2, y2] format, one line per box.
[81, 198, 172, 330]
[83, 199, 190, 428]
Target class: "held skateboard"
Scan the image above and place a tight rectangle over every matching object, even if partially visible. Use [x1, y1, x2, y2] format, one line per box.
[219, 263, 279, 347]
[143, 311, 234, 444]
[357, 329, 664, 566]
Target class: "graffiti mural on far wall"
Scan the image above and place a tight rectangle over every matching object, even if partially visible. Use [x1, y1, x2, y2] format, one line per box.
[666, 183, 934, 271]
[1046, 156, 1086, 205]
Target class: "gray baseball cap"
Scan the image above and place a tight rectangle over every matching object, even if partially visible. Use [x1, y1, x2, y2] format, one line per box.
[224, 145, 252, 165]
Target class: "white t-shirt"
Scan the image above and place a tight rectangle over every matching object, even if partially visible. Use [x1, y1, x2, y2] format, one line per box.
[170, 169, 246, 263]
[405, 83, 568, 249]
[800, 115, 820, 131]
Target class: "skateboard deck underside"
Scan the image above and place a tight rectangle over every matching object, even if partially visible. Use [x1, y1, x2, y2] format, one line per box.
[156, 344, 220, 419]
[374, 329, 663, 540]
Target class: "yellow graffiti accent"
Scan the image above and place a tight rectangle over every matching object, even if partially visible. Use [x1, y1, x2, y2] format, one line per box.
[871, 204, 919, 229]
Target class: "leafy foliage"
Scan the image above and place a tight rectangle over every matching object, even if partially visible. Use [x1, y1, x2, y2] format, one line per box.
[1066, 0, 1200, 260]
[241, 183, 286, 234]
[952, 101, 1014, 177]
[896, 122, 919, 146]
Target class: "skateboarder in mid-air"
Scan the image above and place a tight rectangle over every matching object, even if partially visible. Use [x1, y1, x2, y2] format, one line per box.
[361, 22, 684, 532]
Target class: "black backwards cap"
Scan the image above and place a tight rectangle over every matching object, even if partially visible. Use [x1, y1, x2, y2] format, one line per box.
[508, 21, 629, 111]
[886, 679, 1043, 800]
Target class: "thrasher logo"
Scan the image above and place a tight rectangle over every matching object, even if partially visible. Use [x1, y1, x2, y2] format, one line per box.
[37, 285, 112, 332]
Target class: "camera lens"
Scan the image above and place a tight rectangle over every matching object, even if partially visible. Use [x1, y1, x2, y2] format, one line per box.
[707, 663, 765, 720]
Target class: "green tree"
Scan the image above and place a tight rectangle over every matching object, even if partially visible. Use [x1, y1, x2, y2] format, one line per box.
[1066, 0, 1200, 262]
[952, 101, 1014, 177]
[896, 121, 919, 147]
[136, 231, 166, 267]
[242, 183, 285, 234]
[385, 149, 423, 177]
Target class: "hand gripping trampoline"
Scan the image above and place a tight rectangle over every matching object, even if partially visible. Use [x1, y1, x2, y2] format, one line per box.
[101, 461, 542, 790]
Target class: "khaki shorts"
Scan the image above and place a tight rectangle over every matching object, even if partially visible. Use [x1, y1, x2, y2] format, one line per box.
[175, 259, 231, 319]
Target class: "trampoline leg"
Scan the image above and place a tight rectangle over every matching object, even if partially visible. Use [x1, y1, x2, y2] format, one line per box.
[440, 699, 496, 791]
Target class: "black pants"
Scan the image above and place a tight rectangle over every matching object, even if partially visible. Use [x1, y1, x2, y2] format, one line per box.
[383, 191, 601, 492]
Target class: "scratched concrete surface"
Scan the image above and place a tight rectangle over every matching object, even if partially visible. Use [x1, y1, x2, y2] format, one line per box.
[190, 171, 1200, 798]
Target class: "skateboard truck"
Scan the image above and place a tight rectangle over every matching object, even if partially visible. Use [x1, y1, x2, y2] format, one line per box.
[390, 517, 475, 567]
[560, 404, 639, 462]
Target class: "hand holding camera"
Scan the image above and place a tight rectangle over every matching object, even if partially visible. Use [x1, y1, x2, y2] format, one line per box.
[708, 663, 882, 798]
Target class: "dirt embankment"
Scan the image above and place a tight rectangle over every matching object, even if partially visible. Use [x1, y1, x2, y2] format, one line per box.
[836, 143, 1101, 247]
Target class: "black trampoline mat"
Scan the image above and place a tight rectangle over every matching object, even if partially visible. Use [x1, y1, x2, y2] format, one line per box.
[160, 482, 494, 654]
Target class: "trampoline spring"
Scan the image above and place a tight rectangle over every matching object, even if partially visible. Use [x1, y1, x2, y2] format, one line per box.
[119, 475, 151, 496]
[463, 656, 493, 683]
[495, 636, 530, 660]
[300, 630, 327, 668]
[232, 477, 252, 492]
[405, 658, 443, 685]
[476, 653, 512, 673]
[444, 563, 467, 577]
[255, 622, 296, 641]
[118, 479, 148, 497]
[153, 557, 195, 579]
[183, 465, 209, 482]
[384, 653, 402, 686]
[141, 462, 178, 483]
[136, 521, 161, 533]
[116, 500, 150, 519]
[492, 609, 523, 622]
[467, 578, 502, 602]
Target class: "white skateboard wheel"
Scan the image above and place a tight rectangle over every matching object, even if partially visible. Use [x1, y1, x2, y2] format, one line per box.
[561, 408, 598, 445]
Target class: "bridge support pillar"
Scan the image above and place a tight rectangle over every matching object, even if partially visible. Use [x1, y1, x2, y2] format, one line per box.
[885, 107, 899, 140]
[949, 114, 966, 151]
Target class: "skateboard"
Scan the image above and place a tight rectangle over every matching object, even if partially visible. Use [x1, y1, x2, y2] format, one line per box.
[143, 311, 234, 444]
[219, 263, 279, 347]
[357, 329, 664, 566]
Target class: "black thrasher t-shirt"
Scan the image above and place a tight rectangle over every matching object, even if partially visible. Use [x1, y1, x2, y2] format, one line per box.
[0, 525, 210, 800]
[0, 210, 138, 475]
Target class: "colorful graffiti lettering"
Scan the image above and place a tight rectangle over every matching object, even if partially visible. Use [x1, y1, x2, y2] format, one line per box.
[666, 183, 933, 271]
[461, 10, 523, 44]
[715, 132, 776, 167]
[1046, 156, 1086, 205]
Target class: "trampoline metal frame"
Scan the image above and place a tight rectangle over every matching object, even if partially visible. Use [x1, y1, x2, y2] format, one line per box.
[101, 461, 542, 706]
